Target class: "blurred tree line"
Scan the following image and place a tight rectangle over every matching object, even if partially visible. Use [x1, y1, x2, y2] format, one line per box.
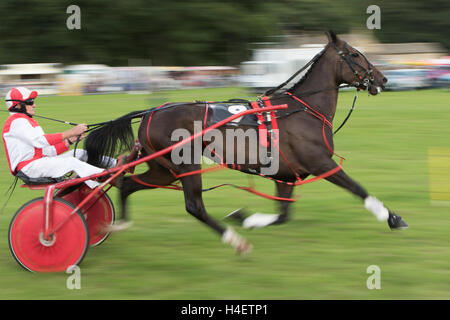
[0, 0, 448, 66]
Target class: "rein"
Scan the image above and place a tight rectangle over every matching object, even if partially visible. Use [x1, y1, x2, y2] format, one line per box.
[0, 110, 79, 126]
[332, 90, 358, 135]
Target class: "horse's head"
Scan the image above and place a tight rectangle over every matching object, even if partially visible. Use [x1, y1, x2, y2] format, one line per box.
[326, 30, 387, 95]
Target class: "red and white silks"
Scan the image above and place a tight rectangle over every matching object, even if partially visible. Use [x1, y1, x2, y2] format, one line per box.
[2, 112, 115, 188]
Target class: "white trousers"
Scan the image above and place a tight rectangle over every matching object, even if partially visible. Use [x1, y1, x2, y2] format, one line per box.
[21, 149, 116, 188]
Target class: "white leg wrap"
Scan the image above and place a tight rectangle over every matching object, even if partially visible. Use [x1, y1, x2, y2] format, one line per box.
[242, 213, 279, 229]
[364, 196, 389, 221]
[222, 228, 245, 249]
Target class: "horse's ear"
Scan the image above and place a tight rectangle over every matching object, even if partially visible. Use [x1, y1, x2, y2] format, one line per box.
[326, 30, 338, 43]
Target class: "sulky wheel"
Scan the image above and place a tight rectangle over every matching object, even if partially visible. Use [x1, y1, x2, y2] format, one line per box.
[62, 185, 115, 247]
[8, 197, 89, 272]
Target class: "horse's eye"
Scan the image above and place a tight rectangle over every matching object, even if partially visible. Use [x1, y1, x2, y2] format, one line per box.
[351, 53, 359, 57]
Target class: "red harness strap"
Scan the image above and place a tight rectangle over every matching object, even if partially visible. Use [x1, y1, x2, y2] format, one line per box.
[250, 97, 279, 148]
[135, 103, 228, 188]
[260, 96, 280, 147]
[285, 92, 332, 127]
[247, 155, 344, 188]
[285, 92, 345, 158]
[175, 164, 226, 179]
[130, 175, 182, 190]
[241, 93, 345, 187]
[202, 183, 298, 202]
[130, 175, 298, 202]
[202, 103, 227, 168]
[146, 103, 179, 178]
[280, 92, 345, 185]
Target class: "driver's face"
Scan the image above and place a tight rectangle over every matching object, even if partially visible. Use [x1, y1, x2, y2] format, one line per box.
[25, 101, 36, 115]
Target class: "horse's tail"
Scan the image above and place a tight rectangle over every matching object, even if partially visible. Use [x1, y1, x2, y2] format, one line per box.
[84, 110, 148, 168]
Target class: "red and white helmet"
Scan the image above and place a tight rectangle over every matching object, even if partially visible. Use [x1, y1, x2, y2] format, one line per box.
[5, 87, 38, 111]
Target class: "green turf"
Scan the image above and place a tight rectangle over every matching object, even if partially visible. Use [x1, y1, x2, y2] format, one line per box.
[0, 88, 449, 299]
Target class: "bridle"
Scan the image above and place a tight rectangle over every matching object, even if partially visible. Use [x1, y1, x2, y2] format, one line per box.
[332, 41, 374, 90]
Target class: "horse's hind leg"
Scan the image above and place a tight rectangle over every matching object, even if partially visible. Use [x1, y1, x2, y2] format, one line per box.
[180, 171, 253, 254]
[273, 182, 295, 224]
[237, 182, 295, 229]
[310, 158, 408, 230]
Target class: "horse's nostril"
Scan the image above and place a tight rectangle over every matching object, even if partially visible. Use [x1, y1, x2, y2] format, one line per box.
[383, 77, 388, 84]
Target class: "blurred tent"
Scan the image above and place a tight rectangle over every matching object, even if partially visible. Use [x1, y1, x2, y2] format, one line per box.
[59, 64, 114, 95]
[0, 63, 61, 96]
[59, 65, 152, 95]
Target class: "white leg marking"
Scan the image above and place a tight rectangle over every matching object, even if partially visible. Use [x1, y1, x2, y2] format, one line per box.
[242, 213, 279, 229]
[364, 196, 389, 221]
[222, 227, 252, 254]
[222, 228, 243, 247]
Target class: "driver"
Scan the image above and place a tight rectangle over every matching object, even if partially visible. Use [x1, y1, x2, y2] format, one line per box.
[2, 87, 116, 188]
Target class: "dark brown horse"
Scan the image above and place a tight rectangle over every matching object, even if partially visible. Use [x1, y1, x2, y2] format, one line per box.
[85, 31, 408, 254]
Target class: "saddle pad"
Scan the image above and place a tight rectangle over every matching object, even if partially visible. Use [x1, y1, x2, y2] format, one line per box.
[206, 103, 259, 127]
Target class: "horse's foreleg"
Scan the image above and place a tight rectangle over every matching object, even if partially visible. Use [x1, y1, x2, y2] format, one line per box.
[311, 159, 408, 229]
[180, 172, 252, 254]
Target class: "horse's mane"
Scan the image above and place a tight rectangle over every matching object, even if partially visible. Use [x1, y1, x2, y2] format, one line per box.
[277, 43, 329, 96]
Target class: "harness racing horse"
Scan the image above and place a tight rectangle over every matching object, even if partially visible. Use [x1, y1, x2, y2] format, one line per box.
[85, 31, 408, 254]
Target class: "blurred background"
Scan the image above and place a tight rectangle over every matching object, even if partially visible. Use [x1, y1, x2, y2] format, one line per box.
[0, 0, 449, 300]
[0, 0, 448, 95]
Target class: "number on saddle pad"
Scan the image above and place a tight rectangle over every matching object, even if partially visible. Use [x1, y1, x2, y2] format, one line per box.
[207, 103, 258, 127]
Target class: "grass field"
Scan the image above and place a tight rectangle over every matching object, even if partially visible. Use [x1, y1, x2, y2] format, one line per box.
[0, 87, 449, 299]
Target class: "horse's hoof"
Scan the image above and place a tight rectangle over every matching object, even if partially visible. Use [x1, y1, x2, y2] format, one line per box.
[222, 227, 252, 255]
[224, 208, 247, 224]
[103, 220, 133, 233]
[236, 241, 253, 255]
[388, 212, 408, 230]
